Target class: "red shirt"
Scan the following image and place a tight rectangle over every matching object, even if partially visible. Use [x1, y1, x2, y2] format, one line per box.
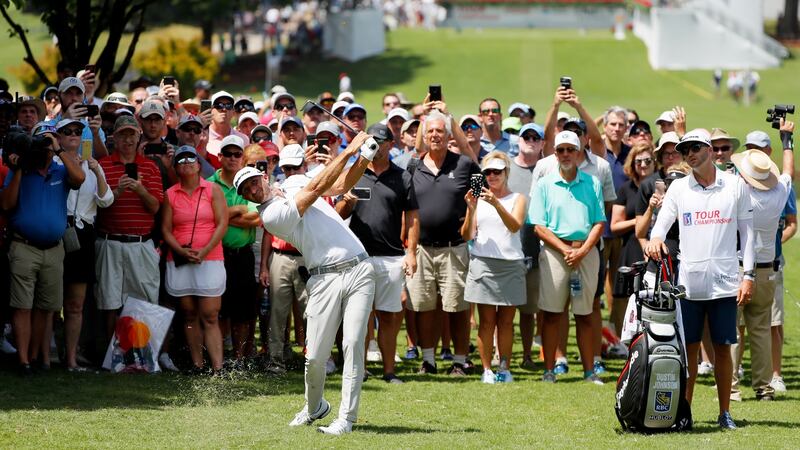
[96, 153, 164, 236]
[205, 153, 221, 170]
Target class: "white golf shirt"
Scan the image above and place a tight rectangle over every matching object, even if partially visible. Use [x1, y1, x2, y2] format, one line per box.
[652, 168, 754, 300]
[257, 174, 366, 269]
[743, 173, 792, 263]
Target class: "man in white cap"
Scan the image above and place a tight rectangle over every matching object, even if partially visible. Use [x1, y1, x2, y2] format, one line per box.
[741, 121, 796, 395]
[234, 131, 376, 435]
[508, 102, 535, 125]
[729, 119, 794, 402]
[529, 130, 605, 385]
[206, 91, 248, 157]
[236, 111, 259, 138]
[271, 92, 297, 119]
[655, 110, 675, 134]
[305, 121, 340, 178]
[385, 107, 409, 153]
[100, 92, 133, 138]
[645, 128, 755, 430]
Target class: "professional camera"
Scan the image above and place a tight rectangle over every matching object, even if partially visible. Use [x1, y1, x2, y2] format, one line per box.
[766, 104, 795, 130]
[1, 124, 53, 171]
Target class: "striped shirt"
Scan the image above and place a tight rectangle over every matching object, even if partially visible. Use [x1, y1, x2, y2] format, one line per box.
[96, 153, 164, 235]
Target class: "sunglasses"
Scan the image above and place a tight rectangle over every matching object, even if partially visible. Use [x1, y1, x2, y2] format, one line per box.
[252, 135, 271, 143]
[712, 145, 732, 153]
[346, 114, 365, 121]
[635, 157, 653, 166]
[480, 108, 501, 115]
[177, 156, 198, 164]
[220, 149, 243, 158]
[60, 127, 83, 136]
[276, 102, 296, 110]
[521, 133, 542, 142]
[679, 143, 708, 155]
[214, 103, 234, 111]
[134, 99, 145, 104]
[45, 95, 59, 102]
[180, 126, 202, 134]
[236, 104, 255, 113]
[483, 169, 503, 176]
[282, 165, 302, 172]
[556, 146, 578, 154]
[461, 123, 481, 131]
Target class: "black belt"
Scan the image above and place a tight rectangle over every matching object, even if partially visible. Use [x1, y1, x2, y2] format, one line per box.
[272, 248, 302, 257]
[98, 232, 151, 243]
[12, 235, 60, 251]
[739, 262, 774, 269]
[420, 239, 464, 248]
[224, 245, 253, 255]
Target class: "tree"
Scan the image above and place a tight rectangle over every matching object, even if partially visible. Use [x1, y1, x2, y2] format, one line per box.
[0, 0, 158, 96]
[777, 0, 800, 39]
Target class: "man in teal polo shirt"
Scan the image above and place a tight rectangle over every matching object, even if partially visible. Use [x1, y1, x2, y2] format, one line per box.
[209, 135, 261, 360]
[529, 130, 605, 384]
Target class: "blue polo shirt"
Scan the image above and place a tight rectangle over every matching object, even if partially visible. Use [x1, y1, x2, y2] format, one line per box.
[605, 143, 631, 191]
[480, 131, 518, 157]
[528, 169, 605, 241]
[4, 163, 70, 245]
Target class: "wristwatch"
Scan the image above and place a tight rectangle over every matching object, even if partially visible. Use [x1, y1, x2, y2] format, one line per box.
[742, 270, 755, 281]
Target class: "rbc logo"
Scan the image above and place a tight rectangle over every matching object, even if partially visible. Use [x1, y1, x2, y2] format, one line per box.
[655, 391, 672, 412]
[682, 212, 692, 226]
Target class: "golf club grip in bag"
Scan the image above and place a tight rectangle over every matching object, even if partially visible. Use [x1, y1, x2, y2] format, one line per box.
[615, 255, 692, 432]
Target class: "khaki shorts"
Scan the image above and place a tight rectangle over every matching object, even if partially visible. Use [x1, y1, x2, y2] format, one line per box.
[538, 245, 599, 316]
[406, 244, 469, 313]
[8, 240, 64, 311]
[518, 264, 539, 315]
[95, 238, 160, 310]
[771, 258, 784, 326]
[372, 256, 404, 313]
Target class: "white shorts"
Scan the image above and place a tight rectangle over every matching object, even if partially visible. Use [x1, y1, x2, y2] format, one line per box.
[165, 260, 227, 298]
[371, 256, 404, 313]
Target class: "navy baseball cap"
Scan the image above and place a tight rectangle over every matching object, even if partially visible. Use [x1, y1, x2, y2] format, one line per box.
[343, 103, 366, 117]
[629, 120, 652, 135]
[279, 116, 304, 130]
[563, 117, 587, 133]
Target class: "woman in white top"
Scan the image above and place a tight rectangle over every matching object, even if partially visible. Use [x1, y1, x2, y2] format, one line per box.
[461, 151, 528, 384]
[57, 118, 114, 371]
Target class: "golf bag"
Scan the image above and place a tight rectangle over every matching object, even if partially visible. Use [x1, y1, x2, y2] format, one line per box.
[614, 258, 692, 432]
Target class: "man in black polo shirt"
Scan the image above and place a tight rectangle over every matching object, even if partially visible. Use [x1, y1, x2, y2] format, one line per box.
[336, 123, 419, 383]
[407, 111, 481, 376]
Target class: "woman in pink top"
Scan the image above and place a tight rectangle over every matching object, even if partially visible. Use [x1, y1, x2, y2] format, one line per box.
[162, 146, 228, 373]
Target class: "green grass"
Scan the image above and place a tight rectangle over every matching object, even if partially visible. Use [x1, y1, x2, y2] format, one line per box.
[2, 19, 800, 448]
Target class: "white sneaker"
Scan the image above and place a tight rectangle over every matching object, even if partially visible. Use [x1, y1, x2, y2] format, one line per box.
[366, 340, 382, 362]
[585, 373, 604, 385]
[325, 357, 337, 375]
[318, 418, 353, 435]
[496, 370, 514, 383]
[771, 376, 787, 393]
[698, 361, 714, 375]
[158, 353, 180, 372]
[481, 369, 496, 384]
[394, 353, 402, 363]
[289, 398, 331, 426]
[730, 390, 742, 402]
[0, 337, 16, 354]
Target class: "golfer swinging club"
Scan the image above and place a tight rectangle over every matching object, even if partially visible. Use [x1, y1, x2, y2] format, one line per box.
[234, 131, 376, 435]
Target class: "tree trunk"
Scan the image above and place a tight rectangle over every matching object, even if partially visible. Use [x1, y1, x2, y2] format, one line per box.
[201, 18, 214, 47]
[777, 0, 800, 39]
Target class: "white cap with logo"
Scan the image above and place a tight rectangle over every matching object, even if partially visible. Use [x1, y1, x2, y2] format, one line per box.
[554, 130, 580, 149]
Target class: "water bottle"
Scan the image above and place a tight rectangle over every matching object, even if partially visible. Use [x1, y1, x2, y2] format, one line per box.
[259, 287, 270, 316]
[569, 271, 582, 299]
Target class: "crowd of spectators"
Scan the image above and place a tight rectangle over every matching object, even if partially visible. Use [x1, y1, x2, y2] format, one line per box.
[0, 64, 795, 429]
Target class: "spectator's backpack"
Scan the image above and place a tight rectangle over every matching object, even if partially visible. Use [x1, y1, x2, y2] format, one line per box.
[614, 259, 692, 433]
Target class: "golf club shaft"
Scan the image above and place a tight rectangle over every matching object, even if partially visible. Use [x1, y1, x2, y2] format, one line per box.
[304, 100, 358, 134]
